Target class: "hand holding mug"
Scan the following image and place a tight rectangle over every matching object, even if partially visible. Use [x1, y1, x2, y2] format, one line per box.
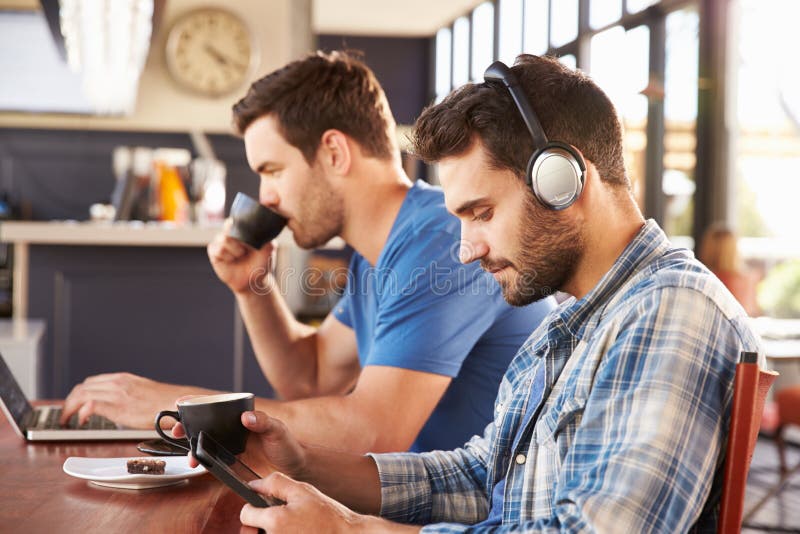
[155, 392, 255, 454]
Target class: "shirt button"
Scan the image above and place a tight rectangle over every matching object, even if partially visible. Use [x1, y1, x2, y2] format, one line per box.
[515, 454, 526, 465]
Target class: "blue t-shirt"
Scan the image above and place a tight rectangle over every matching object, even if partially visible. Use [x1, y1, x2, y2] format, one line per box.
[333, 181, 554, 452]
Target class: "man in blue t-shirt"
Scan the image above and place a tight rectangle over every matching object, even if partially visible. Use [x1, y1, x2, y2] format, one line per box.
[59, 51, 553, 454]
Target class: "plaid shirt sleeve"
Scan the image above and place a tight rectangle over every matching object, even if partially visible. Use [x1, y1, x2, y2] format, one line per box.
[369, 427, 494, 525]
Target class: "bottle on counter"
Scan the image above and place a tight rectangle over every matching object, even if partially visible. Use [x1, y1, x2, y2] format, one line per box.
[152, 148, 192, 224]
[156, 161, 190, 223]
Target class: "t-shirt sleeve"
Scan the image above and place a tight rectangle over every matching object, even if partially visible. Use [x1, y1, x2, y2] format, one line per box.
[366, 229, 507, 377]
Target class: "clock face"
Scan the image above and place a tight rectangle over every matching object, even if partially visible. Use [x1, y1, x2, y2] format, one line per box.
[165, 8, 255, 97]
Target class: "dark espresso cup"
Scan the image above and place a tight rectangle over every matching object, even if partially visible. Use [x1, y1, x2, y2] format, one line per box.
[155, 392, 254, 454]
[228, 192, 288, 249]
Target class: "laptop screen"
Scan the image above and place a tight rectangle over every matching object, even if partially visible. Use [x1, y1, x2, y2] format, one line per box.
[0, 354, 34, 430]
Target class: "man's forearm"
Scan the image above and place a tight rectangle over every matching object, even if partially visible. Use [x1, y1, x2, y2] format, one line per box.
[297, 443, 384, 515]
[236, 273, 319, 397]
[254, 394, 400, 454]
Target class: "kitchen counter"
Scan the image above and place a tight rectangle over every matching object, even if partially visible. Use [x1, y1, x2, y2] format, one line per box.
[0, 221, 342, 320]
[0, 221, 229, 319]
[0, 220, 221, 247]
[0, 220, 295, 247]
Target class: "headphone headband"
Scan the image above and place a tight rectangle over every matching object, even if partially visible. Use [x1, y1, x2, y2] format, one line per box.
[483, 61, 549, 150]
[482, 60, 586, 211]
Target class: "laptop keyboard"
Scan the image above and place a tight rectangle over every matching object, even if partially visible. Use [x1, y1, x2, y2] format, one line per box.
[36, 408, 118, 430]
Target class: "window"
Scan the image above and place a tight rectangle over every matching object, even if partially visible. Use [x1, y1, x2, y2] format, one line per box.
[435, 27, 452, 102]
[589, 24, 649, 207]
[498, 0, 523, 65]
[590, 0, 622, 29]
[550, 0, 578, 48]
[0, 11, 92, 114]
[734, 0, 800, 318]
[452, 16, 471, 88]
[627, 0, 661, 14]
[471, 2, 495, 81]
[523, 0, 548, 55]
[559, 54, 577, 70]
[662, 7, 699, 240]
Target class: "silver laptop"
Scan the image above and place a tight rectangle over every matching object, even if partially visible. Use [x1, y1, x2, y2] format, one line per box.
[0, 353, 158, 441]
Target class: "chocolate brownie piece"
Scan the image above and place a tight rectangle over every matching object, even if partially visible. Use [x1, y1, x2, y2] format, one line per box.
[126, 458, 166, 475]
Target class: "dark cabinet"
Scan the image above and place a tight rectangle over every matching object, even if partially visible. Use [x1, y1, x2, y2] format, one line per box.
[28, 244, 274, 399]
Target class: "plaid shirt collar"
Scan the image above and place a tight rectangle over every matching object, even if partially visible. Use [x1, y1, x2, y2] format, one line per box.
[557, 219, 668, 342]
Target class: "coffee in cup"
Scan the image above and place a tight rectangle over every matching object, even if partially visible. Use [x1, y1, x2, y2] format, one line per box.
[155, 392, 254, 454]
[228, 192, 287, 249]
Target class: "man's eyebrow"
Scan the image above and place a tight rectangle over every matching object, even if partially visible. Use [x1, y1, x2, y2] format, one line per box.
[454, 197, 492, 216]
[254, 161, 278, 174]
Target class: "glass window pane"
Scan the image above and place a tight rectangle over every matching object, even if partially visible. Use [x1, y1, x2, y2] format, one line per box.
[523, 0, 548, 55]
[590, 0, 622, 29]
[452, 16, 470, 88]
[559, 54, 577, 70]
[551, 0, 578, 48]
[498, 0, 523, 65]
[589, 26, 626, 97]
[663, 7, 699, 239]
[733, 0, 800, 318]
[588, 25, 649, 210]
[471, 2, 495, 81]
[435, 27, 452, 102]
[627, 0, 660, 13]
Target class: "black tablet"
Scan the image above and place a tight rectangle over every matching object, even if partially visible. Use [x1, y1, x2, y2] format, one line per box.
[194, 431, 283, 508]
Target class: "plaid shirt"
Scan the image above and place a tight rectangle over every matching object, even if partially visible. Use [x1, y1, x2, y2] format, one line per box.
[370, 220, 764, 533]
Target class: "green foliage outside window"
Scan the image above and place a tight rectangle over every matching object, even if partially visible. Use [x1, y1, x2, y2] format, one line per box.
[758, 259, 800, 318]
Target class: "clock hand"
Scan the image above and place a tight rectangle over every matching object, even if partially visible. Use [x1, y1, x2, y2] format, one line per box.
[203, 43, 247, 71]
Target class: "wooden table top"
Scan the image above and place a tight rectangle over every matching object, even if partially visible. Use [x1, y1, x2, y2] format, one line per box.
[0, 410, 246, 533]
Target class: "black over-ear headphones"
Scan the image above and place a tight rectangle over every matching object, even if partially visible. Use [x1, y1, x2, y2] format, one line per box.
[483, 61, 586, 210]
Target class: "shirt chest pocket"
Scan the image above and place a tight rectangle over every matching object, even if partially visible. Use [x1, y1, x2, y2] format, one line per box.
[533, 396, 586, 449]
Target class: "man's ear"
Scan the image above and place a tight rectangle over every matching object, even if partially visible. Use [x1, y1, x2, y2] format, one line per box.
[319, 130, 351, 175]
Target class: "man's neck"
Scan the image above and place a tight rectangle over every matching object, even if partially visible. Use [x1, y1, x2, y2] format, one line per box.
[339, 159, 413, 266]
[565, 191, 646, 300]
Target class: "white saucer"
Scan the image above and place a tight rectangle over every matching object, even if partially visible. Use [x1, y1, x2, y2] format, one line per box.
[63, 456, 206, 490]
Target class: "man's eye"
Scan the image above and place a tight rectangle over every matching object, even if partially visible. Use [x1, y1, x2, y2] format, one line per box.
[472, 209, 492, 222]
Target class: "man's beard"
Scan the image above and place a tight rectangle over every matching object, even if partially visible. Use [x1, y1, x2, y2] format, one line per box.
[485, 193, 583, 307]
[292, 166, 344, 249]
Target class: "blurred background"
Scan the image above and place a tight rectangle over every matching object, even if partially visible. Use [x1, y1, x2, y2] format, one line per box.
[0, 1, 798, 530]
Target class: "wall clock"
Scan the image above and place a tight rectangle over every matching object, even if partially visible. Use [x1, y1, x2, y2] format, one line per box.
[165, 8, 257, 98]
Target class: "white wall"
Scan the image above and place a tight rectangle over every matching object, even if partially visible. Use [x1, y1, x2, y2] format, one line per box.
[0, 0, 309, 133]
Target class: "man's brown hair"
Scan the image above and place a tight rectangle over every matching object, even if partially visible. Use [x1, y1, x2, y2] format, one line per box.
[413, 54, 629, 188]
[233, 51, 396, 164]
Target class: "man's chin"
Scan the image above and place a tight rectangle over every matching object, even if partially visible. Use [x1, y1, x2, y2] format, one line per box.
[293, 231, 334, 250]
[501, 284, 552, 307]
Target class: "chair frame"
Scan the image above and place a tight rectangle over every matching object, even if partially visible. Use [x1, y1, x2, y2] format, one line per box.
[718, 351, 778, 534]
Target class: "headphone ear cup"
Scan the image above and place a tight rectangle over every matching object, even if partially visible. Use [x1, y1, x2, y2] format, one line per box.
[529, 145, 585, 210]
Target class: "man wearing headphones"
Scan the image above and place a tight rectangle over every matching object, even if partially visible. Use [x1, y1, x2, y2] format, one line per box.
[223, 54, 764, 532]
[60, 51, 554, 455]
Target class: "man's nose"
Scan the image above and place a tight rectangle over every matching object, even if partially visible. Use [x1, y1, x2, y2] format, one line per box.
[459, 239, 489, 264]
[259, 187, 280, 208]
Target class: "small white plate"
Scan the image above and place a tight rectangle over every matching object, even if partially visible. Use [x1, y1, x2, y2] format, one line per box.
[63, 456, 206, 490]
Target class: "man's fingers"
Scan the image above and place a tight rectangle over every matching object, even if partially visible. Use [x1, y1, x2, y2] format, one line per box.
[241, 411, 281, 435]
[252, 471, 305, 502]
[171, 422, 186, 437]
[83, 373, 116, 384]
[60, 388, 85, 424]
[76, 400, 96, 426]
[240, 503, 279, 531]
[212, 249, 238, 264]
